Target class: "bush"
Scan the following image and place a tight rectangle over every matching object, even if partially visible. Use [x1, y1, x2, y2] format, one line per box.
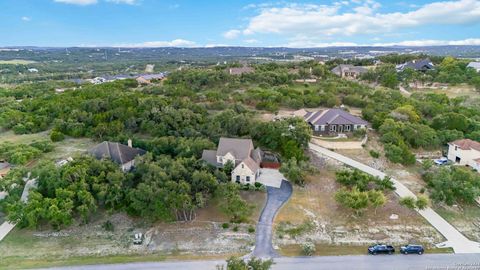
[222, 223, 230, 229]
[301, 242, 316, 256]
[233, 226, 239, 232]
[369, 150, 380, 158]
[50, 130, 65, 142]
[102, 220, 114, 232]
[248, 226, 255, 233]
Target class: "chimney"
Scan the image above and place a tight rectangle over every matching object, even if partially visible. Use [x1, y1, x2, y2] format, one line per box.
[127, 139, 132, 148]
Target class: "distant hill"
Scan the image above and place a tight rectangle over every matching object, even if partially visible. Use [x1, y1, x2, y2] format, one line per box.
[0, 45, 479, 63]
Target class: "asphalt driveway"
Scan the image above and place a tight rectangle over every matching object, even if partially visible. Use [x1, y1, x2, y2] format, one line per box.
[251, 179, 293, 258]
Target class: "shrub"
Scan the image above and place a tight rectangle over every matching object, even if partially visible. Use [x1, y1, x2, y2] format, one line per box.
[102, 220, 115, 232]
[222, 223, 230, 229]
[233, 226, 239, 232]
[50, 130, 65, 142]
[369, 150, 380, 158]
[302, 242, 316, 256]
[248, 226, 255, 233]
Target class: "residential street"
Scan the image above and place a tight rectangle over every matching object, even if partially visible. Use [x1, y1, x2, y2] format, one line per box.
[38, 254, 480, 270]
[309, 142, 480, 253]
[251, 180, 292, 258]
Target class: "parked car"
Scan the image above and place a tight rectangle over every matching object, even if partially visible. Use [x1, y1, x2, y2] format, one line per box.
[433, 157, 449, 166]
[400, 244, 424, 255]
[368, 244, 395, 255]
[133, 233, 144, 245]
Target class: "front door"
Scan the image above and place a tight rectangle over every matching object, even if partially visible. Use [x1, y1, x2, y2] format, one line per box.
[338, 125, 343, 132]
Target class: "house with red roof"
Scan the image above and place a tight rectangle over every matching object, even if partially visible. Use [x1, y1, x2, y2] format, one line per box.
[447, 139, 480, 171]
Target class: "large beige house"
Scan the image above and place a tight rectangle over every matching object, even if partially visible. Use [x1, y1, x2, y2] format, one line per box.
[447, 139, 480, 171]
[202, 138, 262, 184]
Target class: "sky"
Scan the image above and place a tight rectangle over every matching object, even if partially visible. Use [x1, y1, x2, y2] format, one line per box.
[1, 0, 480, 47]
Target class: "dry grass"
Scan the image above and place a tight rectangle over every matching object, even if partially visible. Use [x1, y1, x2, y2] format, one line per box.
[0, 60, 36, 65]
[279, 243, 453, 257]
[412, 84, 479, 99]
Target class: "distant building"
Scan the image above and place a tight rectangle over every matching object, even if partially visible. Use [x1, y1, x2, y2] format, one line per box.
[228, 66, 254, 75]
[136, 73, 166, 84]
[303, 108, 369, 136]
[88, 140, 146, 172]
[447, 139, 480, 171]
[145, 64, 155, 73]
[331, 64, 368, 79]
[27, 68, 38, 73]
[467, 62, 480, 73]
[202, 138, 262, 184]
[396, 58, 435, 72]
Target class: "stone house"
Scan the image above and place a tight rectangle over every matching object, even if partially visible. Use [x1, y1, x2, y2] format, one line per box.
[303, 108, 369, 136]
[447, 139, 480, 171]
[202, 137, 262, 184]
[88, 139, 146, 172]
[331, 64, 368, 79]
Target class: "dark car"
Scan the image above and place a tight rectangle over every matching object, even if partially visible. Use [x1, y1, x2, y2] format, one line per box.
[368, 244, 395, 255]
[400, 244, 424, 255]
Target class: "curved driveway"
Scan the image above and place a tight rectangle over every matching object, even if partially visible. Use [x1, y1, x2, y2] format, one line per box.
[251, 179, 292, 258]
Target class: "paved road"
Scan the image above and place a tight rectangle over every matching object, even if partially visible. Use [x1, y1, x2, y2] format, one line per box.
[0, 178, 37, 242]
[251, 180, 292, 258]
[399, 85, 412, 97]
[38, 254, 480, 270]
[309, 143, 480, 253]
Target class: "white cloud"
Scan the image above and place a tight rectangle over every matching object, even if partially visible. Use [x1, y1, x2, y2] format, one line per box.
[105, 0, 138, 4]
[238, 0, 480, 38]
[54, 0, 98, 5]
[243, 39, 259, 44]
[223, 29, 241, 39]
[54, 0, 138, 5]
[21, 16, 31, 22]
[115, 39, 197, 47]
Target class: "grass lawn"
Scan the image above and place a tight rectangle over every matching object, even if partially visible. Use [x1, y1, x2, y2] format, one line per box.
[278, 243, 453, 257]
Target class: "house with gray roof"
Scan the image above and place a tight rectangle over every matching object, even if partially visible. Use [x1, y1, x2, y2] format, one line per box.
[331, 64, 368, 79]
[88, 139, 146, 172]
[303, 108, 369, 136]
[202, 137, 262, 184]
[467, 62, 480, 73]
[396, 58, 435, 72]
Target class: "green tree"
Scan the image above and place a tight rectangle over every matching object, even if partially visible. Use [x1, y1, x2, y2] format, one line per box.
[368, 190, 387, 214]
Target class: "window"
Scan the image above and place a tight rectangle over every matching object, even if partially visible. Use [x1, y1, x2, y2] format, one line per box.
[314, 125, 319, 131]
[455, 146, 458, 151]
[241, 164, 244, 169]
[236, 175, 240, 183]
[246, 176, 250, 182]
[320, 125, 325, 131]
[330, 125, 337, 132]
[345, 125, 351, 132]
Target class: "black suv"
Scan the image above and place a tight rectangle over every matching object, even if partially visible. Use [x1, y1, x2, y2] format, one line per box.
[368, 244, 395, 255]
[400, 244, 424, 255]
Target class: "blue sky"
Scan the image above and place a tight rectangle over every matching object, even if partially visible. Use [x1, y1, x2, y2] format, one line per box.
[1, 0, 480, 47]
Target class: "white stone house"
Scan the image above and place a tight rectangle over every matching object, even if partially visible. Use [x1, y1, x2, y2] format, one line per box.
[447, 139, 480, 171]
[202, 138, 262, 184]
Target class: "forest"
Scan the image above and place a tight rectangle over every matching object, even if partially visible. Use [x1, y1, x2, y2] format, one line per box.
[2, 56, 480, 228]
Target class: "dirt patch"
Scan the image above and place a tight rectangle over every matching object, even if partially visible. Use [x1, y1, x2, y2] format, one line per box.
[0, 191, 266, 263]
[274, 166, 444, 250]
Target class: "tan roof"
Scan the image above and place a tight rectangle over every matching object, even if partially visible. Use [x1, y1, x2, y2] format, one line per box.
[241, 157, 260, 173]
[450, 139, 480, 152]
[216, 137, 254, 160]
